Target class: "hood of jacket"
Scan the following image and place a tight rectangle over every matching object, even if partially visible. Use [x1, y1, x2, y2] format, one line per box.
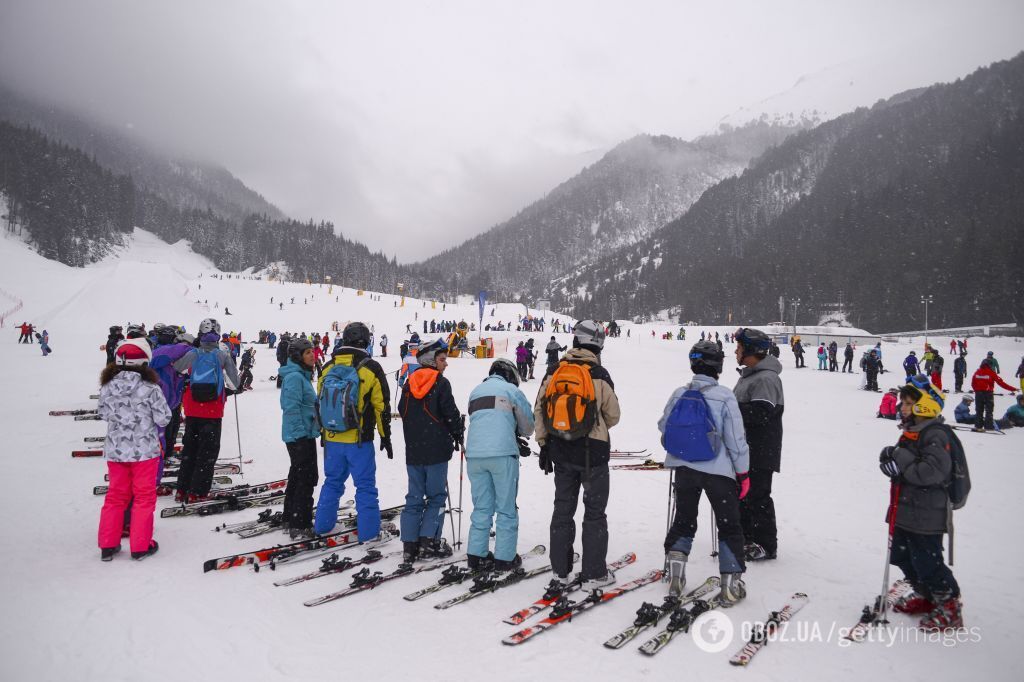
[107, 370, 144, 396]
[740, 354, 782, 378]
[563, 347, 599, 365]
[409, 367, 440, 399]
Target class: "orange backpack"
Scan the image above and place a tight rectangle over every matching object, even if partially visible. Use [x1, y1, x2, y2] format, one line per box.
[543, 360, 597, 441]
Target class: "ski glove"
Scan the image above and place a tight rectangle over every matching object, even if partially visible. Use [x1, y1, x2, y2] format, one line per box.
[380, 437, 394, 460]
[878, 446, 900, 479]
[538, 444, 553, 475]
[516, 436, 531, 458]
[735, 471, 750, 500]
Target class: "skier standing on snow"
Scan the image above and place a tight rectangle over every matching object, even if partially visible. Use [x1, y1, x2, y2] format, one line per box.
[275, 332, 290, 388]
[970, 358, 1017, 432]
[171, 318, 240, 502]
[842, 342, 854, 373]
[238, 347, 255, 390]
[150, 326, 192, 460]
[534, 320, 621, 590]
[878, 376, 964, 630]
[97, 339, 170, 561]
[903, 351, 920, 380]
[864, 350, 881, 392]
[732, 328, 784, 562]
[659, 341, 749, 605]
[930, 353, 945, 390]
[525, 338, 537, 379]
[464, 359, 535, 572]
[315, 322, 393, 540]
[953, 353, 968, 393]
[792, 338, 805, 368]
[104, 325, 124, 365]
[544, 336, 566, 374]
[397, 338, 464, 562]
[515, 341, 529, 381]
[279, 337, 320, 538]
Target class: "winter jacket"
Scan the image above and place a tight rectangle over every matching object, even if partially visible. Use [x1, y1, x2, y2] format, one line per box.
[318, 348, 391, 444]
[903, 355, 920, 375]
[545, 340, 566, 364]
[888, 417, 953, 534]
[466, 375, 535, 459]
[1003, 403, 1024, 426]
[733, 355, 785, 472]
[953, 356, 967, 377]
[533, 348, 621, 467]
[792, 341, 804, 357]
[931, 354, 944, 374]
[515, 345, 529, 363]
[240, 348, 255, 370]
[878, 393, 898, 418]
[844, 345, 854, 360]
[970, 365, 1016, 393]
[151, 342, 191, 409]
[173, 343, 240, 419]
[658, 374, 749, 479]
[864, 353, 880, 373]
[98, 371, 172, 462]
[1015, 361, 1024, 380]
[276, 339, 290, 367]
[280, 359, 319, 442]
[953, 401, 975, 424]
[105, 333, 124, 364]
[398, 368, 463, 465]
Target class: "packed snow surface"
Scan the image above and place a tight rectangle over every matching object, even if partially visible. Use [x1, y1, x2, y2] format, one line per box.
[1, 229, 1021, 681]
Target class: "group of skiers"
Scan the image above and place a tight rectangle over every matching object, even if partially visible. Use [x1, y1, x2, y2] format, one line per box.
[15, 321, 50, 354]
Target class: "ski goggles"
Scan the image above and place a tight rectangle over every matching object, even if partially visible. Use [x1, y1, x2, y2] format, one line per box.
[908, 373, 944, 406]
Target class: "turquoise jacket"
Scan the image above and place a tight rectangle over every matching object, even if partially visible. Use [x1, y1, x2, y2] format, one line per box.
[280, 359, 319, 442]
[466, 375, 535, 458]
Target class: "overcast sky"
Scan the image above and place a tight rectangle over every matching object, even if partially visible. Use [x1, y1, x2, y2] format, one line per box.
[1, 1, 1021, 261]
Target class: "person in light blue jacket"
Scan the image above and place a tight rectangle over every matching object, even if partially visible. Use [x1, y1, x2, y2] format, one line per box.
[657, 340, 750, 606]
[464, 358, 535, 571]
[279, 338, 320, 538]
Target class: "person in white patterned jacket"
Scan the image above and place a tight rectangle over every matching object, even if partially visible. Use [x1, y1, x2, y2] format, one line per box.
[97, 338, 171, 561]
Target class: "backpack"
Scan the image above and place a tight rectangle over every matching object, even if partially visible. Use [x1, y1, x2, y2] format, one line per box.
[189, 349, 225, 402]
[542, 360, 598, 441]
[663, 384, 721, 462]
[926, 423, 971, 510]
[318, 358, 369, 434]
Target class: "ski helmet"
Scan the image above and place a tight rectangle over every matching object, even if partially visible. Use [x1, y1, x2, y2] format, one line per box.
[689, 340, 724, 374]
[489, 358, 520, 386]
[734, 327, 771, 358]
[417, 338, 448, 368]
[199, 318, 221, 336]
[109, 325, 123, 335]
[126, 323, 146, 339]
[288, 337, 314, 367]
[341, 322, 371, 349]
[572, 319, 606, 352]
[962, 395, 974, 403]
[909, 350, 916, 356]
[904, 374, 945, 418]
[114, 338, 152, 367]
[175, 332, 195, 345]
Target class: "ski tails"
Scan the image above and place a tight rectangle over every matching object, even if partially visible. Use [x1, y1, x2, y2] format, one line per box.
[728, 592, 809, 666]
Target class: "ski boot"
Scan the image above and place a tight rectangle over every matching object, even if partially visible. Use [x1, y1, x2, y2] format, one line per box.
[289, 527, 315, 541]
[744, 542, 776, 561]
[719, 572, 746, 608]
[419, 537, 453, 560]
[919, 595, 964, 631]
[493, 553, 522, 572]
[894, 591, 935, 615]
[664, 550, 687, 597]
[582, 570, 616, 592]
[100, 546, 121, 562]
[131, 540, 159, 561]
[402, 541, 419, 565]
[467, 551, 494, 572]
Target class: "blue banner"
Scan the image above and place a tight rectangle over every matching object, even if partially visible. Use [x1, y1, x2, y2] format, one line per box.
[478, 290, 487, 325]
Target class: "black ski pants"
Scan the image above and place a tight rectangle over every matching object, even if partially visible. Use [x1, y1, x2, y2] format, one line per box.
[550, 460, 609, 581]
[239, 367, 253, 390]
[842, 357, 853, 372]
[975, 391, 995, 430]
[284, 438, 319, 530]
[866, 369, 879, 391]
[164, 405, 182, 454]
[664, 467, 745, 573]
[739, 468, 777, 555]
[890, 527, 959, 600]
[176, 417, 222, 496]
[954, 372, 965, 392]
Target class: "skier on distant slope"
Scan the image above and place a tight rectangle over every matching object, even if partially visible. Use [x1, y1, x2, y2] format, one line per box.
[544, 335, 566, 374]
[732, 328, 784, 562]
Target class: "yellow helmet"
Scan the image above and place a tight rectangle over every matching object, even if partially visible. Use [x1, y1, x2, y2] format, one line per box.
[907, 374, 945, 418]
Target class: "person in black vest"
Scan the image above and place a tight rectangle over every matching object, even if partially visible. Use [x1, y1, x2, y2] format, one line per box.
[275, 332, 290, 389]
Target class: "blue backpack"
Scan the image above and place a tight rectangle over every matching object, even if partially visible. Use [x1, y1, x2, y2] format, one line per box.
[663, 384, 721, 462]
[318, 359, 368, 434]
[189, 349, 225, 403]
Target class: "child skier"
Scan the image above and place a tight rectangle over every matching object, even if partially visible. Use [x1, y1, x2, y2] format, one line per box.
[877, 388, 899, 419]
[659, 341, 750, 605]
[878, 375, 963, 630]
[97, 339, 170, 560]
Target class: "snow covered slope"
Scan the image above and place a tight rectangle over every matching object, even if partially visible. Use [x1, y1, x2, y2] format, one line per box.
[2, 236, 1022, 681]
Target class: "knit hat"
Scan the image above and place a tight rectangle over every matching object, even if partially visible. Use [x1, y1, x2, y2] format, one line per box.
[115, 338, 152, 367]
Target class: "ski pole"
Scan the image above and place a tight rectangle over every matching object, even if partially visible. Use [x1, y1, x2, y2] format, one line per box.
[455, 448, 465, 550]
[233, 393, 245, 477]
[445, 482, 458, 550]
[665, 467, 675, 535]
[710, 509, 719, 558]
[877, 482, 900, 625]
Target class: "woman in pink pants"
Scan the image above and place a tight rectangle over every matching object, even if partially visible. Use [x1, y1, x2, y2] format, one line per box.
[97, 339, 171, 561]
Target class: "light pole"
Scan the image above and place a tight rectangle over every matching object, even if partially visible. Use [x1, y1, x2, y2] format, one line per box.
[789, 298, 801, 337]
[921, 295, 934, 343]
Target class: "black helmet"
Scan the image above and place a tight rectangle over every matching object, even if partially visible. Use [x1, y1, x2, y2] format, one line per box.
[109, 325, 123, 335]
[689, 340, 724, 374]
[489, 358, 520, 386]
[734, 327, 770, 358]
[288, 337, 314, 366]
[342, 322, 371, 349]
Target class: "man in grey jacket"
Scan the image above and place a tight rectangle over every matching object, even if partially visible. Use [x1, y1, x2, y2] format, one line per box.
[659, 341, 750, 606]
[732, 328, 784, 561]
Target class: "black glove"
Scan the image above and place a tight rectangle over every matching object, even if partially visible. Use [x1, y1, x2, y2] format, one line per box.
[538, 444, 553, 475]
[516, 436, 531, 458]
[380, 437, 394, 460]
[878, 446, 900, 479]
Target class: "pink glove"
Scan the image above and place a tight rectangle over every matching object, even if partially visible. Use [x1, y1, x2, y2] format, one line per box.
[736, 472, 750, 500]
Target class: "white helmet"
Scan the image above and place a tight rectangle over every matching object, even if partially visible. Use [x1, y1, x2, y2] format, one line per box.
[573, 320, 606, 351]
[199, 318, 221, 335]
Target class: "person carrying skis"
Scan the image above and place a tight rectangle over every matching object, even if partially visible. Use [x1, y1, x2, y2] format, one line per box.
[544, 336, 566, 374]
[732, 328, 784, 562]
[659, 341, 749, 606]
[171, 318, 240, 502]
[878, 375, 963, 630]
[397, 338, 464, 562]
[903, 351, 920, 380]
[315, 322, 393, 541]
[970, 358, 1017, 432]
[279, 337, 321, 538]
[97, 339, 170, 561]
[534, 320, 621, 590]
[953, 353, 968, 393]
[464, 358, 535, 572]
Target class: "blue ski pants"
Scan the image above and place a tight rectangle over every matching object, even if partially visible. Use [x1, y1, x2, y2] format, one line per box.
[467, 456, 519, 561]
[400, 462, 449, 542]
[315, 441, 380, 538]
